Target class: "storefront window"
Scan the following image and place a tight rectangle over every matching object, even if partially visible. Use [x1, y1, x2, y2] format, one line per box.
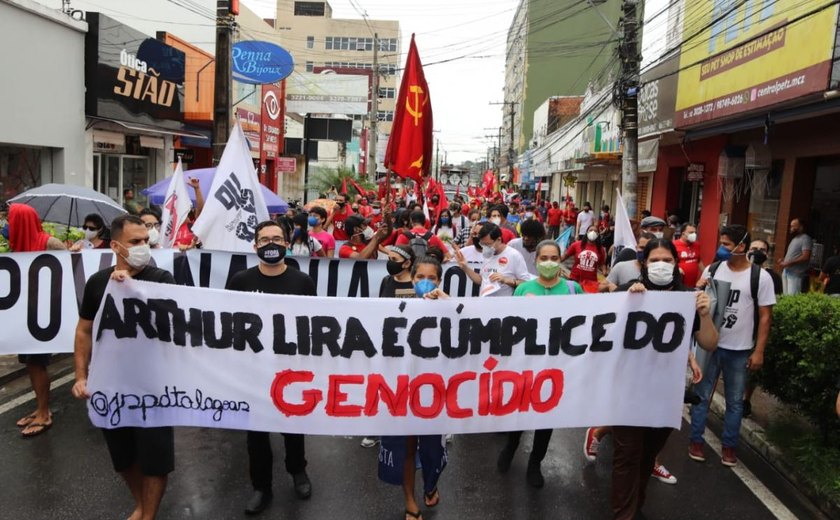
[810, 158, 840, 266]
[747, 160, 783, 256]
[0, 146, 44, 200]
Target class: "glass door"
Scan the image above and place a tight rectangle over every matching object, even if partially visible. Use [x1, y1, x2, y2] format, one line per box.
[121, 156, 150, 207]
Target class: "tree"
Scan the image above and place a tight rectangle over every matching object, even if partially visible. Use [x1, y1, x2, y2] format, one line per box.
[311, 166, 375, 198]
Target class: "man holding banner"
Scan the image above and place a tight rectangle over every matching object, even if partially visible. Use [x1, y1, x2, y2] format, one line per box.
[225, 220, 317, 515]
[72, 215, 176, 520]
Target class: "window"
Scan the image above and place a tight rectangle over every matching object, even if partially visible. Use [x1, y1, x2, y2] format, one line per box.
[294, 2, 325, 16]
[305, 61, 314, 72]
[377, 110, 394, 122]
[306, 36, 314, 49]
[378, 64, 397, 76]
[378, 87, 395, 99]
[379, 38, 398, 52]
[325, 36, 333, 50]
[325, 36, 376, 52]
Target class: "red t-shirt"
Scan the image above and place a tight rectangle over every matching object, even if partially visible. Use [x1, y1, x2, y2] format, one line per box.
[565, 241, 605, 282]
[547, 208, 563, 226]
[674, 239, 702, 287]
[563, 209, 577, 226]
[395, 226, 448, 251]
[500, 226, 516, 244]
[331, 205, 353, 240]
[369, 213, 384, 230]
[598, 212, 611, 233]
[339, 241, 366, 259]
[358, 204, 372, 218]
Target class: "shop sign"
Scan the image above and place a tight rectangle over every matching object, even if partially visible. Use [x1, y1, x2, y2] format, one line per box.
[232, 41, 294, 85]
[675, 0, 838, 128]
[639, 55, 678, 137]
[260, 84, 283, 160]
[277, 157, 297, 173]
[687, 163, 705, 182]
[236, 108, 261, 153]
[173, 148, 195, 164]
[85, 13, 185, 129]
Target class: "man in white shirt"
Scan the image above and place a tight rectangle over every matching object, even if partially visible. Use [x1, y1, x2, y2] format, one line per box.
[507, 219, 546, 276]
[575, 202, 596, 240]
[454, 222, 530, 297]
[689, 225, 775, 467]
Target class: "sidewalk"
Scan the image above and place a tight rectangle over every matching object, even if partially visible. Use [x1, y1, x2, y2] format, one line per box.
[0, 355, 25, 387]
[709, 384, 840, 519]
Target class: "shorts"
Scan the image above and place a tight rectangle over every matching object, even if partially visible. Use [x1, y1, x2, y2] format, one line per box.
[18, 354, 50, 366]
[101, 426, 175, 476]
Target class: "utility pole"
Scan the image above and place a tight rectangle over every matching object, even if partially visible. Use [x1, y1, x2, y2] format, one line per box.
[213, 0, 234, 163]
[619, 0, 640, 219]
[368, 33, 380, 179]
[435, 138, 440, 181]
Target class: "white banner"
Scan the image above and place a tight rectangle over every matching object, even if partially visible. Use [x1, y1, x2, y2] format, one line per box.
[160, 158, 192, 249]
[86, 279, 695, 434]
[0, 250, 481, 354]
[191, 122, 270, 252]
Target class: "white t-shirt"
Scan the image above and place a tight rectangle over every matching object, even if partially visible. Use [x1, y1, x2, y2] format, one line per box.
[459, 245, 485, 263]
[479, 245, 531, 297]
[507, 238, 537, 275]
[700, 262, 776, 350]
[576, 210, 596, 236]
[290, 236, 323, 257]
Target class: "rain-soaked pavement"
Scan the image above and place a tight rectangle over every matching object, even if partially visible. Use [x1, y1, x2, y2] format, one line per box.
[0, 358, 827, 520]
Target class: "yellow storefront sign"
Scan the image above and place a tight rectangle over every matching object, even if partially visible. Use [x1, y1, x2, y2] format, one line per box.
[675, 0, 838, 127]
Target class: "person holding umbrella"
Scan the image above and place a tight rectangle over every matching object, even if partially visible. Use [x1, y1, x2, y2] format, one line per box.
[7, 204, 66, 437]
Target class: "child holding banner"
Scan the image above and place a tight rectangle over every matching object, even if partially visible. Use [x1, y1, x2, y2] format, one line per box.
[378, 255, 448, 520]
[609, 238, 717, 520]
[496, 240, 582, 488]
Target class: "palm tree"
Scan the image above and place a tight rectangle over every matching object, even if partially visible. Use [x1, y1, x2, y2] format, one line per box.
[311, 166, 375, 198]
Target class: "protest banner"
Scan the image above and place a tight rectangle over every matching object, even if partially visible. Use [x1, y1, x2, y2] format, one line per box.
[0, 250, 481, 354]
[85, 279, 696, 435]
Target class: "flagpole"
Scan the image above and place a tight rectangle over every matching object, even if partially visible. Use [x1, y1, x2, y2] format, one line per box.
[384, 168, 393, 212]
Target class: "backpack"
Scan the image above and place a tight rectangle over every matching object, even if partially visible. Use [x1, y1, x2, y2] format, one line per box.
[707, 261, 761, 342]
[403, 230, 433, 257]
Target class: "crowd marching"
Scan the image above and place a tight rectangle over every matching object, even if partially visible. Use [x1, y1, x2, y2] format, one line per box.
[4, 178, 840, 520]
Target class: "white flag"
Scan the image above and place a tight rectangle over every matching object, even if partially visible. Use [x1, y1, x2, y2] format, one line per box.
[191, 122, 270, 252]
[160, 158, 193, 249]
[613, 188, 637, 265]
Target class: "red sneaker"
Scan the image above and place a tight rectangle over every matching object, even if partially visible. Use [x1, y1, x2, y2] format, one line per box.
[688, 441, 705, 462]
[584, 427, 600, 462]
[721, 446, 737, 467]
[651, 463, 677, 484]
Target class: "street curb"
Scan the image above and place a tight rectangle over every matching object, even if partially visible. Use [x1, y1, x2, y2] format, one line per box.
[0, 354, 72, 388]
[710, 392, 840, 519]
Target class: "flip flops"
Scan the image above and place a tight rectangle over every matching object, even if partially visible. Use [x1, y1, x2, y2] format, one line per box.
[423, 488, 440, 508]
[21, 420, 52, 438]
[16, 414, 36, 428]
[405, 510, 423, 520]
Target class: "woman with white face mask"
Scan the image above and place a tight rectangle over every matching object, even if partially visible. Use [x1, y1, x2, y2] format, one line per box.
[139, 209, 163, 249]
[560, 224, 607, 293]
[70, 213, 110, 251]
[497, 240, 581, 488]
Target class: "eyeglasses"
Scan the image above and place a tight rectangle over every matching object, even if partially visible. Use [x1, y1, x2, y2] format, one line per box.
[257, 236, 286, 247]
[81, 225, 101, 231]
[144, 222, 161, 230]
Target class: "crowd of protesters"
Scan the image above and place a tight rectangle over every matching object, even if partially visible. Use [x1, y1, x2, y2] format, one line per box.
[4, 180, 840, 520]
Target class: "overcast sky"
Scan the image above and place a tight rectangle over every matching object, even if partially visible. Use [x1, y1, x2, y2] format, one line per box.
[42, 0, 515, 163]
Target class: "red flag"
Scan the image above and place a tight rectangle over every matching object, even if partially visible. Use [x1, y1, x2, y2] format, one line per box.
[349, 179, 367, 197]
[481, 170, 496, 198]
[384, 35, 433, 183]
[536, 179, 542, 205]
[340, 177, 348, 195]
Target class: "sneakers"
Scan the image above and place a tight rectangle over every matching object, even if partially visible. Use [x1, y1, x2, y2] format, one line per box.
[688, 441, 706, 462]
[292, 471, 312, 499]
[584, 428, 600, 462]
[360, 437, 380, 448]
[651, 464, 677, 484]
[721, 446, 738, 467]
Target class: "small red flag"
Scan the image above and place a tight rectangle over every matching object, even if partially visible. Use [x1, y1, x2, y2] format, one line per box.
[340, 177, 348, 195]
[384, 35, 433, 183]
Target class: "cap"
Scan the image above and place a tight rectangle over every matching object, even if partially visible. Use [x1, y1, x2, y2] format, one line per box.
[640, 216, 667, 228]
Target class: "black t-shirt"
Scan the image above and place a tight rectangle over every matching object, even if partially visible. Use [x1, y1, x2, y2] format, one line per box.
[822, 256, 840, 295]
[379, 276, 415, 298]
[79, 266, 175, 321]
[226, 265, 317, 296]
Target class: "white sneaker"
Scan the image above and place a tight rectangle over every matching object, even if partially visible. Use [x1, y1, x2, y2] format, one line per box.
[584, 427, 600, 462]
[360, 437, 379, 448]
[651, 464, 677, 484]
[445, 433, 453, 444]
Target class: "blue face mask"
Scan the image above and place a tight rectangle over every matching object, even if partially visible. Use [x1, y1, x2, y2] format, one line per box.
[715, 245, 733, 262]
[636, 250, 645, 262]
[308, 216, 318, 227]
[414, 279, 437, 298]
[440, 218, 451, 226]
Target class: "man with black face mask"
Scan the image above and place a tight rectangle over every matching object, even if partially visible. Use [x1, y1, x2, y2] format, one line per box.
[226, 220, 317, 515]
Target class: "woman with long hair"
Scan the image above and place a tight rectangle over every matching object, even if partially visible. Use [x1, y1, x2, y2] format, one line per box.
[560, 224, 607, 293]
[288, 213, 325, 257]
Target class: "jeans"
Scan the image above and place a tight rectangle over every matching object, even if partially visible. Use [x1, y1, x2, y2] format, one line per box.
[689, 347, 751, 448]
[782, 271, 805, 295]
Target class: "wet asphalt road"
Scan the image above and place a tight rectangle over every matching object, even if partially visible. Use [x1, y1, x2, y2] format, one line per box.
[0, 361, 825, 520]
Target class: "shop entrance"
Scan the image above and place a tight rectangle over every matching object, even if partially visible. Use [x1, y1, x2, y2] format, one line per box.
[93, 154, 151, 206]
[809, 157, 840, 266]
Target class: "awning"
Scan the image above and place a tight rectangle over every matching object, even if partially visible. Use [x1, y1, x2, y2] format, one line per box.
[139, 136, 164, 149]
[638, 139, 660, 173]
[88, 116, 209, 140]
[92, 130, 124, 146]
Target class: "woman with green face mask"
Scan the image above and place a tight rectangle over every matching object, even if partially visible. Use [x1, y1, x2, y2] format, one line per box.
[496, 240, 581, 488]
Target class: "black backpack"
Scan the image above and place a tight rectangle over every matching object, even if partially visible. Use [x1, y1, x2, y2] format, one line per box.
[707, 261, 761, 341]
[403, 230, 433, 257]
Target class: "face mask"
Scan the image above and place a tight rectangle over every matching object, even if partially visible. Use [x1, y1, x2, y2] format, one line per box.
[84, 229, 99, 241]
[748, 250, 768, 265]
[715, 245, 733, 262]
[337, 201, 346, 207]
[537, 260, 562, 279]
[386, 259, 406, 275]
[373, 208, 381, 215]
[647, 261, 675, 287]
[525, 212, 534, 219]
[147, 227, 160, 246]
[490, 217, 502, 226]
[481, 243, 497, 259]
[653, 231, 664, 239]
[120, 243, 151, 269]
[636, 250, 645, 262]
[587, 231, 598, 242]
[257, 243, 286, 264]
[414, 279, 437, 297]
[686, 232, 697, 243]
[362, 227, 374, 241]
[308, 216, 319, 227]
[440, 218, 450, 226]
